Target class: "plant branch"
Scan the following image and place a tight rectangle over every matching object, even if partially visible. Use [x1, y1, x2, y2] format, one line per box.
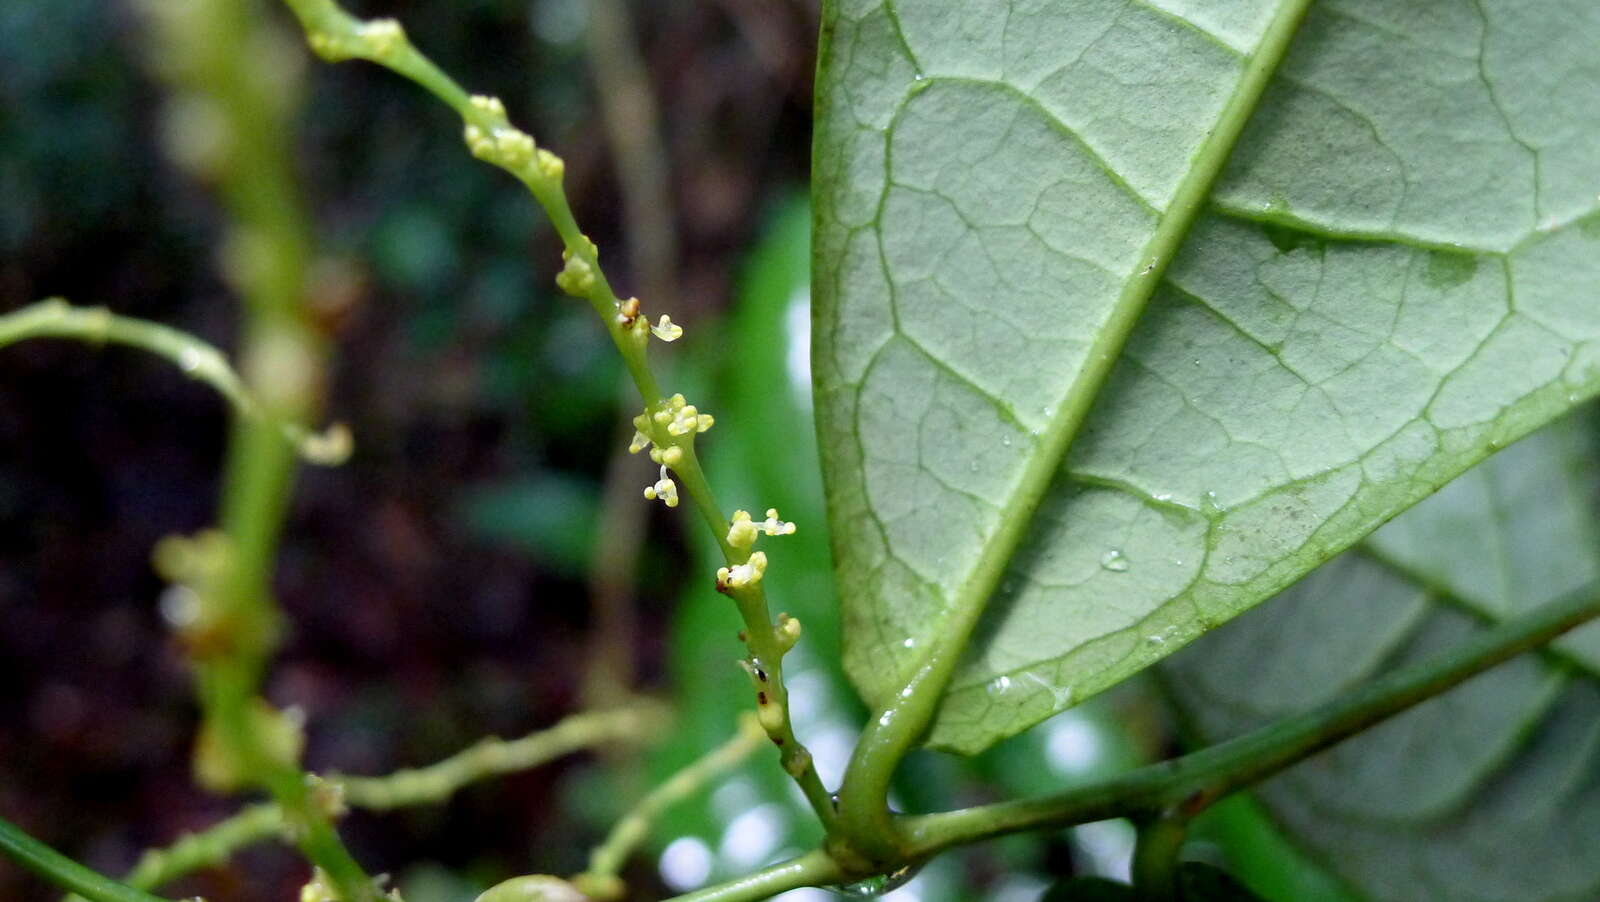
[0, 816, 174, 902]
[574, 714, 766, 899]
[829, 0, 1317, 864]
[275, 0, 836, 831]
[897, 583, 1600, 858]
[0, 299, 350, 465]
[336, 703, 669, 810]
[59, 705, 667, 898]
[662, 848, 844, 902]
[141, 0, 375, 895]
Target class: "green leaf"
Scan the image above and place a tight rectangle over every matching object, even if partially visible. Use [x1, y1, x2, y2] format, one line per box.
[812, 0, 1600, 752]
[1162, 410, 1600, 902]
[1042, 863, 1268, 902]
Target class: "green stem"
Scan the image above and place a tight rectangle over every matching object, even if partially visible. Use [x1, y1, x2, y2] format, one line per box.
[338, 703, 668, 810]
[662, 849, 844, 902]
[275, 0, 835, 832]
[575, 715, 765, 898]
[0, 299, 348, 465]
[898, 583, 1600, 857]
[830, 0, 1317, 864]
[142, 0, 373, 894]
[64, 706, 665, 898]
[1130, 815, 1187, 902]
[0, 816, 174, 902]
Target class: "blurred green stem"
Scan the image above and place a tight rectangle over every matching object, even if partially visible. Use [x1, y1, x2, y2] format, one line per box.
[1130, 815, 1187, 901]
[573, 714, 765, 899]
[0, 299, 349, 465]
[0, 817, 173, 902]
[142, 0, 373, 895]
[276, 0, 836, 831]
[59, 705, 667, 899]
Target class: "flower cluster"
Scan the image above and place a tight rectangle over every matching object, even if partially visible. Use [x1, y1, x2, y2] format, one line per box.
[306, 17, 409, 64]
[717, 551, 767, 591]
[657, 393, 713, 436]
[726, 508, 796, 549]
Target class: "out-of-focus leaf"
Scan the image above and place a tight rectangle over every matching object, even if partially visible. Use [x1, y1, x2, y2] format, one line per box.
[1043, 863, 1266, 902]
[1163, 410, 1600, 902]
[813, 0, 1600, 754]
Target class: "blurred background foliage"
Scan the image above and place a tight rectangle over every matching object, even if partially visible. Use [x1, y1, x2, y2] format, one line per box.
[1, 1, 1356, 900]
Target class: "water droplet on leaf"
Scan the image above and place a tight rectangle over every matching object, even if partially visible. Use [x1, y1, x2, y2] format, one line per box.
[987, 675, 1012, 697]
[1099, 549, 1129, 572]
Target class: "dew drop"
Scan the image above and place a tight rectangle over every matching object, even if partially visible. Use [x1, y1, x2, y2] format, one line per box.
[1153, 492, 1173, 503]
[901, 637, 916, 649]
[1099, 549, 1129, 572]
[969, 460, 979, 473]
[177, 347, 204, 374]
[833, 862, 924, 897]
[987, 675, 1013, 697]
[1001, 435, 1012, 447]
[1200, 490, 1227, 518]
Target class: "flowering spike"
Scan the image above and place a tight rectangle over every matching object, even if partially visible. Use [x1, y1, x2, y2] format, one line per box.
[650, 314, 682, 342]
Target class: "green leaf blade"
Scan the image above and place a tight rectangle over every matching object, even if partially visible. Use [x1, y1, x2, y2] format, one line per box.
[1163, 412, 1600, 901]
[814, 0, 1600, 753]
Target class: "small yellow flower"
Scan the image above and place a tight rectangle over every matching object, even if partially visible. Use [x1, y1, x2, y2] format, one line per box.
[650, 314, 683, 342]
[726, 508, 796, 549]
[642, 466, 679, 508]
[716, 551, 767, 590]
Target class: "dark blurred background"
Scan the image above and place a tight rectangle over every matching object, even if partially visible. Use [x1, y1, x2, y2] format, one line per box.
[0, 0, 820, 898]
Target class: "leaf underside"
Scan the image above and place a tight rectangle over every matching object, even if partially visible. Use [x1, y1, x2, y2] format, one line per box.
[1163, 411, 1600, 902]
[812, 0, 1600, 752]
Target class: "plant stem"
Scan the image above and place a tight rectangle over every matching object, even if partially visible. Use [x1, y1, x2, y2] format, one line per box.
[662, 848, 844, 902]
[575, 714, 765, 898]
[337, 703, 669, 810]
[275, 0, 836, 832]
[897, 583, 1600, 857]
[0, 816, 174, 902]
[829, 0, 1317, 864]
[0, 299, 348, 465]
[67, 705, 666, 898]
[1130, 815, 1187, 901]
[141, 0, 373, 892]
